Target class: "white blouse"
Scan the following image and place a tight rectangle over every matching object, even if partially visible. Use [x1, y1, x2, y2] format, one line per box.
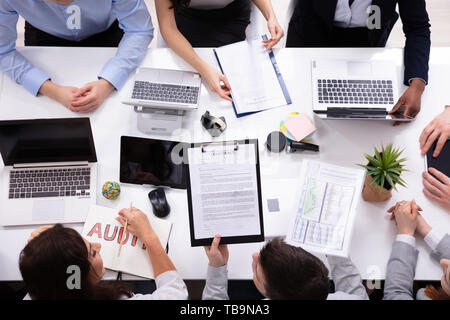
[334, 0, 372, 28]
[23, 270, 188, 300]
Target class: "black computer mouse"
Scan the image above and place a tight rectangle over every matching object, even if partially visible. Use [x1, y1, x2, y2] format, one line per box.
[148, 188, 171, 218]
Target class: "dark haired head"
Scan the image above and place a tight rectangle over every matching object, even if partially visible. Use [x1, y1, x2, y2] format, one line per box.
[19, 224, 131, 300]
[258, 238, 330, 300]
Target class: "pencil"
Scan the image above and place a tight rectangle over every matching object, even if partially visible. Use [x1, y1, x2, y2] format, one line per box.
[118, 202, 131, 256]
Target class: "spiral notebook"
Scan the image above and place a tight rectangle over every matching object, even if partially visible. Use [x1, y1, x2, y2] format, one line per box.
[81, 205, 172, 279]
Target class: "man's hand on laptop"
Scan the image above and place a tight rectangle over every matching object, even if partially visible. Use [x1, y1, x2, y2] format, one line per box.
[69, 79, 115, 113]
[389, 78, 426, 125]
[420, 106, 450, 157]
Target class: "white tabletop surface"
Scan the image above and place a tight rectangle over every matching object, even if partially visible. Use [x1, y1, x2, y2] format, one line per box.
[0, 46, 449, 281]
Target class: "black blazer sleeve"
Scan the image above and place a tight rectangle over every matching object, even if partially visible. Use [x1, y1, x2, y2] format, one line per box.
[398, 0, 431, 86]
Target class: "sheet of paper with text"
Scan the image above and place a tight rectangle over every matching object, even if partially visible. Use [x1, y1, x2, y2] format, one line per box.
[215, 38, 287, 114]
[188, 144, 261, 239]
[286, 160, 365, 257]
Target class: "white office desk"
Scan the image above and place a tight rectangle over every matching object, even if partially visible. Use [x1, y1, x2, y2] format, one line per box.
[0, 47, 449, 282]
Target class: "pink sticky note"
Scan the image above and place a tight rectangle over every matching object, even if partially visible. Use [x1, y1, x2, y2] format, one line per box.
[284, 114, 316, 142]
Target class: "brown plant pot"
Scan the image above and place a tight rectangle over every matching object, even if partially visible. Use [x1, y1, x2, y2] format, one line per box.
[361, 175, 392, 202]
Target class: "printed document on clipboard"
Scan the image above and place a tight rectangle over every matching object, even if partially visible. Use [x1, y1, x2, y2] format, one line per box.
[185, 139, 264, 247]
[286, 160, 365, 257]
[214, 35, 291, 117]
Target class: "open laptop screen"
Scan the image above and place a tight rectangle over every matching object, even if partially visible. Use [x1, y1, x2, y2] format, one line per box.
[0, 118, 97, 166]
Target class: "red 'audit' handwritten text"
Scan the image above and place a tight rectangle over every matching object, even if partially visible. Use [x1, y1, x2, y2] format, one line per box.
[87, 223, 146, 249]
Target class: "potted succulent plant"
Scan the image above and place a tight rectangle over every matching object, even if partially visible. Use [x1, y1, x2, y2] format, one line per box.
[357, 143, 408, 202]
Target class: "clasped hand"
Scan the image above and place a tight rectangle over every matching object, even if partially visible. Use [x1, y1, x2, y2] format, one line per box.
[387, 200, 432, 237]
[44, 79, 115, 113]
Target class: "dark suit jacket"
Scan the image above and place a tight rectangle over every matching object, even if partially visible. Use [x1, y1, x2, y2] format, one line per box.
[289, 0, 431, 85]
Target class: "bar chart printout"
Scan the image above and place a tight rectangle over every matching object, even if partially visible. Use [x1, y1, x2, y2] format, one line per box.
[286, 160, 364, 257]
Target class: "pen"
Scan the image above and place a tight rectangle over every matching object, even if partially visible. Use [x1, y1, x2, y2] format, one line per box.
[118, 202, 131, 256]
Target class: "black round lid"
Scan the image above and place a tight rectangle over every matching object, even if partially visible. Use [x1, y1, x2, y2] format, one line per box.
[266, 131, 287, 153]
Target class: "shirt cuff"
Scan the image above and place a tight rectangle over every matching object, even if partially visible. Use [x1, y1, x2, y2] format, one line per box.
[396, 234, 416, 248]
[98, 65, 128, 91]
[424, 229, 445, 252]
[326, 254, 351, 264]
[408, 78, 427, 86]
[21, 67, 50, 96]
[206, 264, 228, 285]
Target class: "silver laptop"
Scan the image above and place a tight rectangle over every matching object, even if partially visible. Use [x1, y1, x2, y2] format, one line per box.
[312, 59, 412, 121]
[0, 118, 98, 226]
[122, 67, 202, 111]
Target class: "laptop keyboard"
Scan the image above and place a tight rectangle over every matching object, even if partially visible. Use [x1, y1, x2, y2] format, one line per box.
[132, 81, 199, 104]
[9, 167, 91, 199]
[317, 79, 394, 105]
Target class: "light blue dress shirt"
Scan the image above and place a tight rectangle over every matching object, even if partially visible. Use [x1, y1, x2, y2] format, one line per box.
[0, 0, 154, 96]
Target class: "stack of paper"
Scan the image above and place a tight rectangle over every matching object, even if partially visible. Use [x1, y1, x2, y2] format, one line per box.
[214, 36, 291, 117]
[186, 140, 264, 246]
[286, 160, 364, 257]
[281, 112, 316, 142]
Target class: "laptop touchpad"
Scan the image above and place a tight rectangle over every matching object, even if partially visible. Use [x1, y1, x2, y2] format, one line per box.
[159, 70, 180, 84]
[32, 200, 65, 222]
[347, 61, 372, 76]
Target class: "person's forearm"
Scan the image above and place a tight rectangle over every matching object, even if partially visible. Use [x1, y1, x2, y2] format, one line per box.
[0, 9, 50, 96]
[410, 78, 426, 92]
[252, 0, 276, 20]
[99, 33, 152, 91]
[156, 0, 215, 76]
[398, 0, 430, 87]
[101, 0, 153, 91]
[202, 265, 229, 300]
[326, 255, 369, 300]
[424, 229, 447, 253]
[143, 233, 176, 278]
[383, 241, 417, 300]
[39, 80, 58, 100]
[160, 25, 210, 75]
